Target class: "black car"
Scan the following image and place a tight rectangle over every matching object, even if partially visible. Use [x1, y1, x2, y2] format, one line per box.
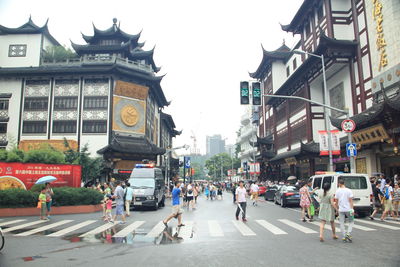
[274, 185, 300, 207]
[264, 185, 281, 201]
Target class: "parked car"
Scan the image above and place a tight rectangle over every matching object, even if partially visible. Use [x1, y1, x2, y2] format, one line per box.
[265, 185, 281, 201]
[258, 184, 267, 196]
[274, 185, 300, 207]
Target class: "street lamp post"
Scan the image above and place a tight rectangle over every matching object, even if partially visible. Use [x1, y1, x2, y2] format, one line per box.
[164, 144, 189, 189]
[263, 93, 356, 173]
[293, 50, 334, 172]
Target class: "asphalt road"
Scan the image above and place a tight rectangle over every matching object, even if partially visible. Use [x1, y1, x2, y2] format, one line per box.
[0, 192, 399, 267]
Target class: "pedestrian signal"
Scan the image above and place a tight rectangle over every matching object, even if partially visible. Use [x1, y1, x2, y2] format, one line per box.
[252, 82, 261, 105]
[240, 81, 249, 105]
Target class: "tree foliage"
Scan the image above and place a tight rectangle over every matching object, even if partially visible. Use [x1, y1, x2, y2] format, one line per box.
[205, 153, 241, 181]
[42, 45, 78, 62]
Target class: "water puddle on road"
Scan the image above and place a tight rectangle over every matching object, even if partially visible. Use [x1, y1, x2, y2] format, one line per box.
[63, 224, 197, 247]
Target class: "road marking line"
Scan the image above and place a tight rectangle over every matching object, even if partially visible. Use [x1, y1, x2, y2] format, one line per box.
[309, 221, 341, 232]
[355, 219, 400, 230]
[208, 220, 224, 237]
[255, 220, 287, 235]
[2, 220, 47, 233]
[0, 219, 27, 227]
[333, 220, 375, 231]
[15, 220, 73, 236]
[177, 221, 194, 239]
[47, 220, 97, 237]
[278, 219, 317, 234]
[113, 221, 145, 238]
[378, 219, 400, 225]
[232, 220, 256, 236]
[79, 221, 120, 237]
[146, 221, 166, 238]
[287, 208, 301, 213]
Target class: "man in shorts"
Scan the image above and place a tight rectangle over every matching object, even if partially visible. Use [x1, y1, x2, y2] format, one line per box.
[163, 181, 185, 227]
[112, 180, 126, 224]
[250, 181, 259, 206]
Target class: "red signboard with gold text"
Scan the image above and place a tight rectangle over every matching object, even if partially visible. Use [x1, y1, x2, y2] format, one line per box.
[0, 162, 81, 190]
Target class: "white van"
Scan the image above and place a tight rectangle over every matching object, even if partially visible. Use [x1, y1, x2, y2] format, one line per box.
[309, 173, 373, 217]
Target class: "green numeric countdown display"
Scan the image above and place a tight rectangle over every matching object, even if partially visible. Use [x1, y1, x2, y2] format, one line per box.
[252, 82, 261, 105]
[240, 81, 249, 104]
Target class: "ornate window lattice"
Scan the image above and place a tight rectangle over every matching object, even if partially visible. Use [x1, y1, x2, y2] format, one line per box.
[83, 96, 108, 109]
[52, 121, 77, 133]
[22, 121, 47, 134]
[82, 120, 107, 133]
[24, 97, 48, 110]
[9, 44, 27, 57]
[54, 97, 78, 110]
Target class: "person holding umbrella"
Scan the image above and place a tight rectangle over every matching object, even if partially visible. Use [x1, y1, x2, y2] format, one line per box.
[45, 182, 54, 219]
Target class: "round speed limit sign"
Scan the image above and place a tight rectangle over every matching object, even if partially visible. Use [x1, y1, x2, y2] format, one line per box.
[341, 119, 356, 133]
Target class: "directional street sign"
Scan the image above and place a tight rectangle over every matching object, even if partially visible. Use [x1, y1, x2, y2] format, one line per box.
[346, 143, 357, 157]
[341, 119, 356, 133]
[184, 156, 191, 168]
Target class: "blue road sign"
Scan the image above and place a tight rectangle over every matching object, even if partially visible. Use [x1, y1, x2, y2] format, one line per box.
[346, 143, 357, 157]
[184, 156, 191, 168]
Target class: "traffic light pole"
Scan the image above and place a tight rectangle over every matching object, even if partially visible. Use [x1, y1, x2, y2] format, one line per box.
[262, 94, 355, 173]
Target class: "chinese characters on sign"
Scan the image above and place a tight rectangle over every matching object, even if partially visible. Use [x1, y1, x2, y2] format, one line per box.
[318, 130, 340, 156]
[372, 0, 388, 71]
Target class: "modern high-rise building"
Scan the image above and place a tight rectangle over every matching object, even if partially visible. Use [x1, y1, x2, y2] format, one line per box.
[206, 134, 225, 156]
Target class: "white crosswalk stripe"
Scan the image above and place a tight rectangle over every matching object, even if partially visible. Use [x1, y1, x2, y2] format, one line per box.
[2, 220, 47, 233]
[79, 222, 121, 237]
[146, 221, 166, 238]
[355, 219, 400, 230]
[278, 219, 317, 234]
[15, 220, 73, 236]
[309, 221, 341, 232]
[113, 221, 145, 238]
[177, 221, 194, 239]
[333, 220, 376, 231]
[208, 220, 224, 237]
[47, 220, 97, 237]
[377, 219, 400, 225]
[232, 220, 256, 236]
[0, 219, 26, 227]
[256, 220, 287, 235]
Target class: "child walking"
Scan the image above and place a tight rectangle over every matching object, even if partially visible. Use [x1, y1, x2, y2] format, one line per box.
[105, 195, 113, 223]
[38, 188, 47, 220]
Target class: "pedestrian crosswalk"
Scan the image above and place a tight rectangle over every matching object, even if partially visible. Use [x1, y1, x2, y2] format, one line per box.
[1, 217, 399, 241]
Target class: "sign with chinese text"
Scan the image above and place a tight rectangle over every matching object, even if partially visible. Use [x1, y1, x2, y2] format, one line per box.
[0, 162, 81, 190]
[372, 0, 388, 71]
[318, 130, 340, 156]
[249, 163, 260, 175]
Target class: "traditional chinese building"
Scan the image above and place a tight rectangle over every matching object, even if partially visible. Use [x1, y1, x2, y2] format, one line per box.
[0, 17, 181, 180]
[250, 0, 399, 179]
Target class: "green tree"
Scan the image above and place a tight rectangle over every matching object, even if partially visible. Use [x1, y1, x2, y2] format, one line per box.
[205, 153, 239, 181]
[64, 140, 103, 183]
[24, 146, 65, 164]
[42, 45, 78, 62]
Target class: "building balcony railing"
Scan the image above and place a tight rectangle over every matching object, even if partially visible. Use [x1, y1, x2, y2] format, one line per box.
[42, 55, 153, 74]
[0, 110, 9, 119]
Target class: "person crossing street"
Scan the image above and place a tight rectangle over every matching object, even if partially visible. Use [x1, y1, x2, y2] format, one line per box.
[163, 181, 185, 228]
[235, 181, 248, 222]
[334, 179, 354, 242]
[250, 182, 259, 206]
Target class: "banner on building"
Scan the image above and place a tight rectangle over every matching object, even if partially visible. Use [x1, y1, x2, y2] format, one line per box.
[249, 163, 260, 175]
[0, 162, 81, 190]
[319, 130, 341, 156]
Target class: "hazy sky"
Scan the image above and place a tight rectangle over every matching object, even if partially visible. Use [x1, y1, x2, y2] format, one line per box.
[0, 0, 303, 154]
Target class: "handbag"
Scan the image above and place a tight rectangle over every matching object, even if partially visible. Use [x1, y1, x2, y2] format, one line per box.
[309, 204, 315, 216]
[37, 201, 42, 209]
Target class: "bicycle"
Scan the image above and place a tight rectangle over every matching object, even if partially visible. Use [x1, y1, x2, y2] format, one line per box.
[0, 226, 4, 251]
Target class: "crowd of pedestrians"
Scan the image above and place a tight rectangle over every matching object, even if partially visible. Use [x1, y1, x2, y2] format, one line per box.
[370, 175, 400, 221]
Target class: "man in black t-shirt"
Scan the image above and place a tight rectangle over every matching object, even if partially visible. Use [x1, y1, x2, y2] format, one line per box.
[370, 180, 384, 220]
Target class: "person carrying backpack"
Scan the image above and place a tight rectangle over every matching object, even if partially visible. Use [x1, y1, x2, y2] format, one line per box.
[380, 179, 394, 220]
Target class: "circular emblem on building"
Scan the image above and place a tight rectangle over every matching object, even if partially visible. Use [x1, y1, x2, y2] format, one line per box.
[120, 105, 139, 126]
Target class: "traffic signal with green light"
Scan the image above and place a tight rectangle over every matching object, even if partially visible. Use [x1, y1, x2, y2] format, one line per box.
[240, 81, 249, 105]
[252, 82, 261, 105]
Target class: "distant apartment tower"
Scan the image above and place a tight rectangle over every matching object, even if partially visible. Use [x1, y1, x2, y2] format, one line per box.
[206, 135, 225, 156]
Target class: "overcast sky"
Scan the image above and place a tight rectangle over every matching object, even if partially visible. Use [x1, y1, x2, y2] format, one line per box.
[0, 0, 303, 154]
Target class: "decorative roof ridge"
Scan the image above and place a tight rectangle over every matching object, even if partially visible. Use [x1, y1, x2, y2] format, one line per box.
[280, 0, 318, 34]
